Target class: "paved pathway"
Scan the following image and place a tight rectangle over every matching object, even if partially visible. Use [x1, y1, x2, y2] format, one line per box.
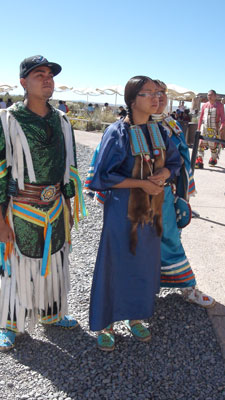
[74, 128, 225, 359]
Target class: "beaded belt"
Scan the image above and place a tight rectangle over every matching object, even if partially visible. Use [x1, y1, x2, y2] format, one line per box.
[13, 183, 61, 205]
[12, 195, 64, 277]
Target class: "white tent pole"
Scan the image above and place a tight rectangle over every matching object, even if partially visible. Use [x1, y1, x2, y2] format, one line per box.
[115, 93, 118, 107]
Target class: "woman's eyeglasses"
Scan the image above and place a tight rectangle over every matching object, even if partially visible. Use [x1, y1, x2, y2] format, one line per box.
[137, 91, 166, 98]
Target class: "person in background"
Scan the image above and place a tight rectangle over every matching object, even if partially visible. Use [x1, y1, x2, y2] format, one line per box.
[176, 109, 184, 121]
[93, 103, 100, 117]
[151, 79, 215, 308]
[195, 89, 225, 168]
[171, 111, 176, 120]
[63, 101, 69, 113]
[58, 100, 66, 112]
[87, 103, 94, 113]
[101, 102, 111, 112]
[178, 101, 185, 112]
[183, 108, 192, 122]
[118, 105, 127, 118]
[6, 99, 13, 108]
[0, 98, 6, 109]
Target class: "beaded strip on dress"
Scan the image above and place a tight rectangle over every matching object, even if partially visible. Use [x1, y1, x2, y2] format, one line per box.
[152, 113, 182, 136]
[129, 122, 166, 178]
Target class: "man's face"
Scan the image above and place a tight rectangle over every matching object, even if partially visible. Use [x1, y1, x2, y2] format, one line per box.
[207, 91, 217, 104]
[20, 66, 54, 100]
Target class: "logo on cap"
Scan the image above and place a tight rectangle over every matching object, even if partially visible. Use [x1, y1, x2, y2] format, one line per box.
[32, 56, 47, 63]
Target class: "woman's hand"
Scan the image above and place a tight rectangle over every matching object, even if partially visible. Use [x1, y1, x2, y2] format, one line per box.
[0, 221, 14, 243]
[148, 168, 170, 187]
[113, 170, 170, 195]
[141, 179, 164, 195]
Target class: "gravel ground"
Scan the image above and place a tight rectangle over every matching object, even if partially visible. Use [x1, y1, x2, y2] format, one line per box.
[0, 143, 225, 400]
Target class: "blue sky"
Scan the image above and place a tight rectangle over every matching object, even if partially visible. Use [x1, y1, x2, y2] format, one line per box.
[1, 0, 225, 105]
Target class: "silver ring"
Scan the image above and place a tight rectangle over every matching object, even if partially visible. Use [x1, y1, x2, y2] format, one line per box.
[159, 180, 163, 186]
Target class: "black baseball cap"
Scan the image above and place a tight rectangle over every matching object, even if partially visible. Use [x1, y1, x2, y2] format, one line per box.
[20, 55, 62, 78]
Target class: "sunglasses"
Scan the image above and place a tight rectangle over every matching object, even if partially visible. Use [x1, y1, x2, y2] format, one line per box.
[137, 91, 166, 98]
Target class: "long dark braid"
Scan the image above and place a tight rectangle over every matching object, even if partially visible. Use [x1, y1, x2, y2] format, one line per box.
[127, 105, 134, 125]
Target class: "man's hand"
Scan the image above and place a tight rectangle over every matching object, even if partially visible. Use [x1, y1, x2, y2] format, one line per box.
[0, 221, 14, 243]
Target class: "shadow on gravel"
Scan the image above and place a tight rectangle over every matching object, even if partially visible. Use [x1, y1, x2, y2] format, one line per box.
[212, 164, 225, 170]
[0, 292, 223, 400]
[199, 166, 225, 173]
[192, 216, 225, 227]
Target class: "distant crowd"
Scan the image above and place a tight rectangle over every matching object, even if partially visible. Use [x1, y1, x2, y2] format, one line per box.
[85, 102, 127, 118]
[0, 98, 13, 109]
[2, 97, 194, 122]
[170, 101, 192, 122]
[57, 100, 128, 119]
[57, 99, 196, 122]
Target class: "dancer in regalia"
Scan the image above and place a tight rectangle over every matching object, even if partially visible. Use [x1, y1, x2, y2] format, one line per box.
[0, 55, 87, 350]
[88, 76, 181, 351]
[195, 89, 225, 168]
[152, 80, 215, 307]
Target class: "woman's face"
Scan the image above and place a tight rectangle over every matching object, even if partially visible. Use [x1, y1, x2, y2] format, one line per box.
[132, 80, 159, 116]
[156, 85, 167, 113]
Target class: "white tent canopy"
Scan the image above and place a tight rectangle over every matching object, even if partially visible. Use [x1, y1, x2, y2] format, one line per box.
[54, 83, 196, 104]
[166, 84, 196, 101]
[0, 84, 17, 93]
[0, 82, 196, 101]
[96, 85, 124, 96]
[4, 82, 196, 106]
[54, 85, 73, 92]
[73, 87, 101, 96]
[68, 86, 124, 105]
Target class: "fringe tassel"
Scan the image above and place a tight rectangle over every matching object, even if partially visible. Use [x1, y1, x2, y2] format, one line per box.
[0, 244, 71, 333]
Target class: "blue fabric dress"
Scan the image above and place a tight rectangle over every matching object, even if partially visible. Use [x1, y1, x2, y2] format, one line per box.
[89, 120, 181, 331]
[160, 121, 197, 288]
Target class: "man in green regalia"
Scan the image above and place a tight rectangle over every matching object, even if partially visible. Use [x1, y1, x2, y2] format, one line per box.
[0, 55, 87, 350]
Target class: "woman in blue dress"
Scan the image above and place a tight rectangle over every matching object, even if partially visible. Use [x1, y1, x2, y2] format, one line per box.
[88, 76, 181, 351]
[151, 79, 215, 308]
